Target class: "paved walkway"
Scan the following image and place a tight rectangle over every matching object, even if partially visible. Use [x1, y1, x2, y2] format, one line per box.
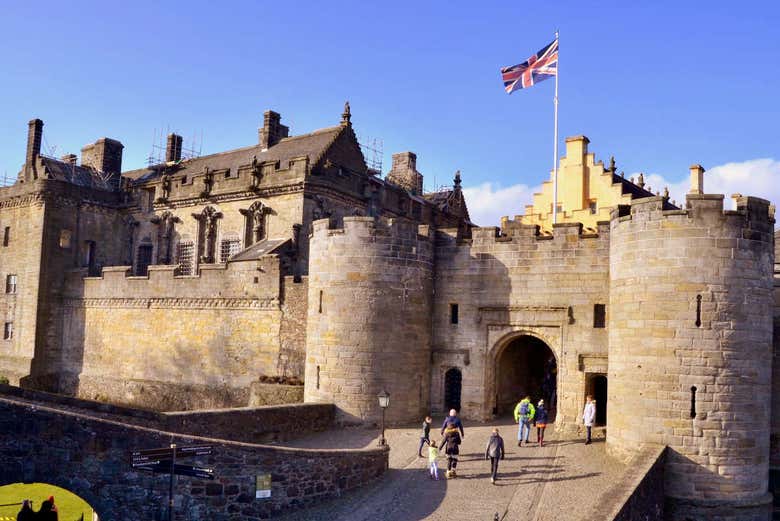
[275, 417, 625, 521]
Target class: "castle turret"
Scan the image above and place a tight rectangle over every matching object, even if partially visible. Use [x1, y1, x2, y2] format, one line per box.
[608, 191, 774, 519]
[304, 216, 434, 424]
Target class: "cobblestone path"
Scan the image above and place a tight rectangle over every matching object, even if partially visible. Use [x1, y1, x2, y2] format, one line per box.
[276, 417, 625, 521]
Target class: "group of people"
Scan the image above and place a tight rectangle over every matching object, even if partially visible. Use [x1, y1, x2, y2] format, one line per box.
[415, 394, 599, 485]
[16, 496, 58, 521]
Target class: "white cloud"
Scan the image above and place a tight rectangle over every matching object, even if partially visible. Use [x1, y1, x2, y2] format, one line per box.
[636, 158, 780, 210]
[462, 182, 539, 226]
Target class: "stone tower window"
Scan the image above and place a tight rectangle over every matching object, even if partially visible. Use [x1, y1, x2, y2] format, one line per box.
[5, 274, 17, 294]
[2, 227, 9, 247]
[690, 386, 697, 419]
[450, 304, 459, 325]
[220, 235, 241, 263]
[695, 294, 702, 327]
[593, 304, 606, 328]
[3, 322, 12, 340]
[176, 241, 195, 275]
[589, 200, 597, 215]
[318, 290, 323, 313]
[316, 365, 320, 389]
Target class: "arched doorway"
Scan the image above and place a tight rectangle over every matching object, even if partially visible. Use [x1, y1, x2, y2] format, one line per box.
[587, 374, 608, 426]
[444, 368, 462, 412]
[495, 335, 557, 419]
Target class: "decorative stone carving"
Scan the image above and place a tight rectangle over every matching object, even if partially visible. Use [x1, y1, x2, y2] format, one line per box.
[312, 194, 332, 221]
[157, 173, 172, 202]
[251, 156, 262, 190]
[123, 215, 139, 266]
[150, 211, 180, 264]
[201, 167, 213, 198]
[240, 201, 270, 245]
[193, 206, 222, 263]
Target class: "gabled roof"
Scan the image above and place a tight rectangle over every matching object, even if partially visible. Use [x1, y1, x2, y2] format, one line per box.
[423, 188, 471, 222]
[123, 126, 345, 183]
[40, 157, 116, 191]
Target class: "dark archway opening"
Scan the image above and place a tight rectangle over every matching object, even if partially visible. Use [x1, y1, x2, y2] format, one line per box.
[443, 368, 462, 412]
[496, 335, 557, 419]
[586, 373, 608, 426]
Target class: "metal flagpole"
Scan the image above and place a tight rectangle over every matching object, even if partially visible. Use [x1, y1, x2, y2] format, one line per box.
[552, 30, 560, 225]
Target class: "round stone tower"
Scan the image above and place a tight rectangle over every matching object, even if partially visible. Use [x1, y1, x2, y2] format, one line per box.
[304, 216, 434, 424]
[608, 193, 774, 519]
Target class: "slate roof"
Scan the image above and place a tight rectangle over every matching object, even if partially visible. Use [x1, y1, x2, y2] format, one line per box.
[229, 238, 290, 262]
[612, 172, 679, 210]
[124, 126, 344, 183]
[40, 157, 116, 191]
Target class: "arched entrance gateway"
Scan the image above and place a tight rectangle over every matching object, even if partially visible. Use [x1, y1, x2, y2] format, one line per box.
[494, 334, 557, 419]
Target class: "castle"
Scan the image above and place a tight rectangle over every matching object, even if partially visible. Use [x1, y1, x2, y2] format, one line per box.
[0, 104, 777, 519]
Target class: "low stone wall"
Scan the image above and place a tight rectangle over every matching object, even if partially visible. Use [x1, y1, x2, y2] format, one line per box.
[0, 396, 387, 521]
[163, 403, 334, 443]
[588, 444, 666, 521]
[0, 385, 334, 444]
[249, 382, 304, 406]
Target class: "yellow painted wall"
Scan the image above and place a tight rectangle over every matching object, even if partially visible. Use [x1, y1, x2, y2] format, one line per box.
[515, 136, 638, 231]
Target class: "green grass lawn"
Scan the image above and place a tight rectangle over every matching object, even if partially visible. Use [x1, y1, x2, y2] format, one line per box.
[0, 483, 93, 520]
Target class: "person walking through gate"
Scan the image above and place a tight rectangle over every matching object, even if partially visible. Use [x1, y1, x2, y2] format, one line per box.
[534, 399, 549, 447]
[443, 424, 462, 478]
[484, 427, 505, 484]
[418, 415, 432, 457]
[583, 395, 596, 445]
[440, 408, 465, 438]
[513, 396, 535, 446]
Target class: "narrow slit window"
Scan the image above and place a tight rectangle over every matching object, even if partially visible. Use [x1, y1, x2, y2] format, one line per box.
[593, 304, 606, 328]
[450, 303, 459, 325]
[690, 386, 697, 419]
[3, 227, 9, 247]
[318, 290, 323, 313]
[316, 365, 321, 389]
[695, 294, 702, 327]
[3, 322, 13, 340]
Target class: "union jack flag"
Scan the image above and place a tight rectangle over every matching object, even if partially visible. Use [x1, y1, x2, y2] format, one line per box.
[501, 39, 558, 94]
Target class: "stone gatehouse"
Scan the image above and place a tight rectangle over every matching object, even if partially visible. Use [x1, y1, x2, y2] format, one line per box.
[0, 103, 778, 519]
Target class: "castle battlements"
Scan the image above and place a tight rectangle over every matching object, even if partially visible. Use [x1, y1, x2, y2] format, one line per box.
[612, 193, 775, 238]
[311, 215, 435, 243]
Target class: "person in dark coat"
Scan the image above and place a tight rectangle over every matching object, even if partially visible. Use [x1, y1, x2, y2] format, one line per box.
[440, 409, 465, 438]
[443, 425, 462, 478]
[535, 399, 550, 447]
[16, 500, 35, 521]
[417, 415, 433, 457]
[37, 497, 58, 521]
[484, 428, 505, 484]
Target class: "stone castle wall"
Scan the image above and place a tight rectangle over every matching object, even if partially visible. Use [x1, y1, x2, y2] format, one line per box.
[304, 216, 434, 424]
[607, 195, 774, 519]
[431, 220, 610, 424]
[58, 256, 305, 410]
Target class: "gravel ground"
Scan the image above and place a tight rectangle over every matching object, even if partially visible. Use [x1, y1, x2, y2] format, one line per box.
[275, 417, 625, 521]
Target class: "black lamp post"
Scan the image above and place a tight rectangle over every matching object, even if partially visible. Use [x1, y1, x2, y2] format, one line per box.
[377, 390, 390, 446]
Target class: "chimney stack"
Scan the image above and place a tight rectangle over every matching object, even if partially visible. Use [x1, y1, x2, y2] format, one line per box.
[689, 164, 705, 194]
[258, 110, 290, 150]
[81, 138, 124, 190]
[166, 133, 183, 163]
[387, 152, 424, 195]
[26, 119, 44, 164]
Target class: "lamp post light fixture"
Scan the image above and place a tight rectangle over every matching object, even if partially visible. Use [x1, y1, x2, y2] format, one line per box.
[377, 390, 390, 446]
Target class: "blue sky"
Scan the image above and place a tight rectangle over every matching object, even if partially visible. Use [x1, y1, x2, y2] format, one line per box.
[1, 1, 778, 224]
